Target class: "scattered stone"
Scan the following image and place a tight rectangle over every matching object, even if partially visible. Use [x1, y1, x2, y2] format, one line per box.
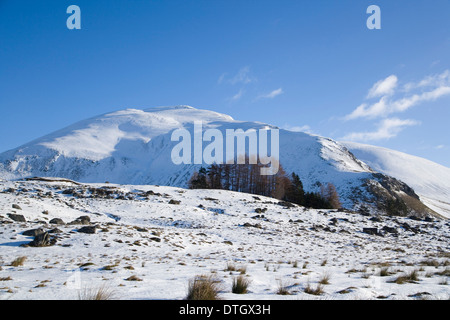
[169, 199, 181, 205]
[22, 228, 45, 237]
[7, 213, 26, 222]
[125, 275, 142, 281]
[25, 232, 56, 247]
[255, 208, 267, 213]
[69, 216, 91, 225]
[12, 204, 22, 210]
[149, 237, 161, 242]
[382, 226, 398, 234]
[48, 228, 63, 234]
[77, 226, 97, 234]
[134, 226, 147, 232]
[242, 222, 262, 229]
[49, 218, 65, 225]
[277, 201, 296, 208]
[363, 227, 380, 236]
[329, 218, 338, 225]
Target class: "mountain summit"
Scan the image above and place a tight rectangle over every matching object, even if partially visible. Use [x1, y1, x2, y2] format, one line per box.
[0, 106, 447, 218]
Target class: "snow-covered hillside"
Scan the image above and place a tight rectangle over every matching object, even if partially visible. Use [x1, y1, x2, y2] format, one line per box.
[342, 142, 450, 219]
[0, 105, 445, 217]
[0, 179, 448, 300]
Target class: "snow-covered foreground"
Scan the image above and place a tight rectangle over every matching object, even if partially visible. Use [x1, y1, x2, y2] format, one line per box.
[0, 179, 449, 300]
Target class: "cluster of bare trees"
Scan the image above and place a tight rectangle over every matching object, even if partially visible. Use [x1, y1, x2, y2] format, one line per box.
[188, 160, 341, 209]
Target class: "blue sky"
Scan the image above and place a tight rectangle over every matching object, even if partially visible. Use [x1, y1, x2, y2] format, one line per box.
[1, 0, 449, 166]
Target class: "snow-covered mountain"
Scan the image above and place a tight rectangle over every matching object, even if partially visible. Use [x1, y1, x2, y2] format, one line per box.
[0, 105, 446, 218]
[342, 142, 450, 219]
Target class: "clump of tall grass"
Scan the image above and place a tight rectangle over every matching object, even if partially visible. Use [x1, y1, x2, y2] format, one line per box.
[185, 274, 222, 300]
[78, 284, 116, 300]
[232, 275, 251, 294]
[10, 256, 27, 267]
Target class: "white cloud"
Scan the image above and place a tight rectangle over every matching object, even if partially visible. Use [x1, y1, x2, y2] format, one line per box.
[230, 88, 244, 101]
[259, 88, 284, 99]
[229, 66, 254, 85]
[344, 71, 450, 120]
[367, 75, 398, 98]
[403, 70, 450, 92]
[217, 73, 227, 84]
[341, 118, 419, 142]
[282, 124, 311, 133]
[345, 97, 388, 120]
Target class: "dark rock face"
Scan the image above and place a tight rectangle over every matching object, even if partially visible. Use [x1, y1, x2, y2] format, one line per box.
[77, 225, 97, 234]
[363, 227, 380, 236]
[26, 232, 57, 247]
[7, 213, 26, 222]
[49, 218, 65, 225]
[23, 228, 45, 237]
[381, 226, 398, 234]
[69, 216, 91, 225]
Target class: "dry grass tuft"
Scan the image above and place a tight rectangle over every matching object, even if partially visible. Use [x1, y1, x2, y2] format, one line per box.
[185, 274, 222, 300]
[232, 275, 251, 294]
[10, 256, 27, 267]
[78, 284, 116, 300]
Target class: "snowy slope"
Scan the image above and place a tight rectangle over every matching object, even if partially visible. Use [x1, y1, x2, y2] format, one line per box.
[0, 179, 449, 300]
[0, 106, 442, 216]
[342, 142, 450, 219]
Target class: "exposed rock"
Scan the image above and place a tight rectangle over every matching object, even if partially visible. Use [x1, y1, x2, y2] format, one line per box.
[48, 227, 63, 234]
[369, 216, 383, 223]
[242, 222, 262, 229]
[7, 213, 26, 222]
[23, 228, 45, 237]
[77, 225, 97, 234]
[69, 216, 91, 225]
[363, 227, 380, 236]
[26, 232, 56, 247]
[381, 226, 398, 234]
[49, 218, 65, 225]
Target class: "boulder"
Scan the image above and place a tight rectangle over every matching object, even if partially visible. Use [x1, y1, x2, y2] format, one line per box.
[12, 204, 22, 210]
[49, 218, 65, 225]
[23, 228, 45, 237]
[69, 216, 91, 225]
[26, 232, 56, 247]
[77, 225, 97, 234]
[363, 227, 380, 236]
[381, 226, 398, 234]
[7, 213, 26, 222]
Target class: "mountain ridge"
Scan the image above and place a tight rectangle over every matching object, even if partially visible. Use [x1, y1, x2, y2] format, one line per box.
[0, 105, 447, 218]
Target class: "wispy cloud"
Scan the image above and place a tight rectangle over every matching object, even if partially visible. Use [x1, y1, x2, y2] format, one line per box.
[230, 88, 244, 101]
[282, 124, 312, 133]
[229, 66, 255, 85]
[217, 73, 227, 84]
[367, 75, 398, 99]
[344, 70, 450, 120]
[218, 66, 256, 86]
[258, 88, 284, 99]
[341, 118, 420, 142]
